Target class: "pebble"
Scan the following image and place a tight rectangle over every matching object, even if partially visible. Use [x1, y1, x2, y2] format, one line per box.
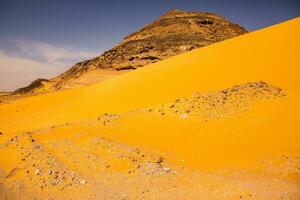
[80, 180, 87, 185]
[51, 179, 59, 185]
[180, 114, 188, 119]
[192, 92, 201, 98]
[71, 171, 75, 180]
[163, 167, 170, 171]
[221, 89, 228, 94]
[34, 169, 41, 176]
[156, 157, 164, 164]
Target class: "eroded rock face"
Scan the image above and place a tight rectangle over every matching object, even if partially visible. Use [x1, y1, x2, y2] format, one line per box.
[62, 9, 247, 77]
[13, 78, 49, 94]
[16, 9, 248, 93]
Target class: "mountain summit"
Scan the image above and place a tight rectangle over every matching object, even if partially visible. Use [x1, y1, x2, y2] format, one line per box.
[15, 9, 247, 94]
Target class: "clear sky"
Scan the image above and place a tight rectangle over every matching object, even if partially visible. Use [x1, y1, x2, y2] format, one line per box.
[0, 0, 299, 91]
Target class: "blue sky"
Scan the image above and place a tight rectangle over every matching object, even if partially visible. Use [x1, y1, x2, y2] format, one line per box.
[0, 0, 299, 91]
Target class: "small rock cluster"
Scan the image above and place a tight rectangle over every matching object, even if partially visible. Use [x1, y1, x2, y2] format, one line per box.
[97, 113, 120, 126]
[149, 81, 285, 121]
[3, 132, 88, 191]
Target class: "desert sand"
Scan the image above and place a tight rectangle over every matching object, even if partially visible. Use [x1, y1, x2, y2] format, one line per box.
[0, 17, 299, 199]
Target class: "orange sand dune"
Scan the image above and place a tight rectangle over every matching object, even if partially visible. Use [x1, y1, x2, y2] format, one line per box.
[0, 18, 300, 199]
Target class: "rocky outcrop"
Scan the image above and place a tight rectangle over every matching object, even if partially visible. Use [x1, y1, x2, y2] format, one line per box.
[16, 9, 248, 94]
[14, 78, 49, 94]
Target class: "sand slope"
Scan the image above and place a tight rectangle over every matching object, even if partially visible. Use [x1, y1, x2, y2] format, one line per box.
[0, 18, 300, 199]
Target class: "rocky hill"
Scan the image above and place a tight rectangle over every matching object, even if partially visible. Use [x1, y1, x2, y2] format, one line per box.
[15, 9, 247, 94]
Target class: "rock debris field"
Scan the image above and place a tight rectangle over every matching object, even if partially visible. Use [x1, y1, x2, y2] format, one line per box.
[1, 81, 299, 200]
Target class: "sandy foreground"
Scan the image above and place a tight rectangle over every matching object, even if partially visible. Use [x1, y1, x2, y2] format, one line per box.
[0, 18, 300, 199]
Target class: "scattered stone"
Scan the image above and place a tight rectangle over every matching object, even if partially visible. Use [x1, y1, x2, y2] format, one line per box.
[51, 179, 59, 185]
[156, 157, 164, 164]
[221, 89, 228, 94]
[0, 132, 2, 135]
[163, 167, 170, 171]
[192, 92, 201, 98]
[185, 109, 191, 113]
[6, 168, 19, 178]
[34, 169, 41, 176]
[80, 180, 87, 185]
[71, 171, 75, 180]
[180, 114, 188, 119]
[169, 104, 175, 108]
